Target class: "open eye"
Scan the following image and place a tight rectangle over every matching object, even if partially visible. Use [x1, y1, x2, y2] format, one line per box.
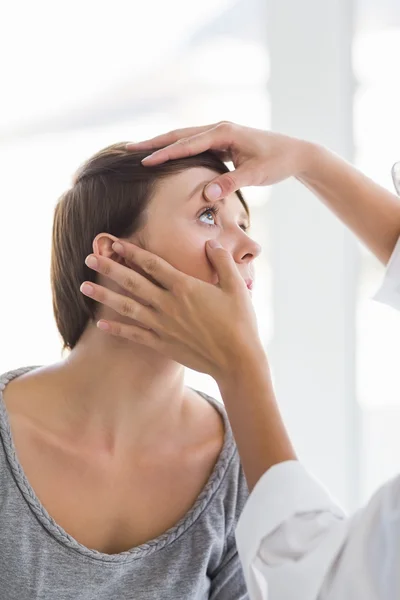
[198, 205, 219, 226]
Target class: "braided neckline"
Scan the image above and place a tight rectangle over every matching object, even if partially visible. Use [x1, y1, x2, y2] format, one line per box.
[0, 366, 236, 564]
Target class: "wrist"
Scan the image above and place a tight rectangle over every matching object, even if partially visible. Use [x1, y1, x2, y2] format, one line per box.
[294, 139, 323, 179]
[215, 345, 296, 490]
[295, 140, 328, 185]
[215, 343, 269, 391]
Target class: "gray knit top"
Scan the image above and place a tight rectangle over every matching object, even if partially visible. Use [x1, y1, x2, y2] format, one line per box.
[0, 366, 249, 600]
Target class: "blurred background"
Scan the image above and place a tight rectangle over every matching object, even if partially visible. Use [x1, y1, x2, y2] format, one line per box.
[0, 0, 399, 511]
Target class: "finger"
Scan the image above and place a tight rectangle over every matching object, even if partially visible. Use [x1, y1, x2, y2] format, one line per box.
[97, 319, 161, 349]
[126, 124, 218, 151]
[140, 127, 231, 166]
[80, 281, 158, 329]
[205, 171, 240, 201]
[205, 241, 242, 291]
[85, 253, 164, 308]
[112, 241, 184, 290]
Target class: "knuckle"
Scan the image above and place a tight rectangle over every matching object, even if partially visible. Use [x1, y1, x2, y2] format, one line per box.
[100, 261, 111, 277]
[178, 136, 191, 146]
[218, 120, 233, 131]
[170, 279, 184, 297]
[110, 322, 121, 336]
[171, 276, 191, 298]
[123, 274, 138, 294]
[121, 299, 134, 317]
[143, 257, 158, 274]
[129, 329, 143, 343]
[174, 138, 193, 157]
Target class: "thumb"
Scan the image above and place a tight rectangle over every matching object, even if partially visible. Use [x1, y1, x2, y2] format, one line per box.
[204, 168, 248, 200]
[206, 241, 241, 290]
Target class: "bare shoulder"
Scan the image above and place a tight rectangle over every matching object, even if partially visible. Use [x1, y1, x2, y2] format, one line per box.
[177, 388, 226, 482]
[185, 387, 225, 439]
[1, 364, 69, 452]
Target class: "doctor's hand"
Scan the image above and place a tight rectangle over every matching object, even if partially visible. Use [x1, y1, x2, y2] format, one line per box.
[127, 122, 314, 201]
[80, 239, 265, 384]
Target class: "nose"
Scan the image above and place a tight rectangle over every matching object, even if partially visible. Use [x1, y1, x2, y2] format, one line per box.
[231, 230, 262, 265]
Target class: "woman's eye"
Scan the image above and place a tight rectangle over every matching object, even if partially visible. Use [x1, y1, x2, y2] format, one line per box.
[199, 210, 216, 225]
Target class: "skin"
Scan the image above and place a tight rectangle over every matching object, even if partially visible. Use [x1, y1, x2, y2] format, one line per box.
[136, 122, 400, 264]
[81, 121, 400, 492]
[2, 166, 260, 554]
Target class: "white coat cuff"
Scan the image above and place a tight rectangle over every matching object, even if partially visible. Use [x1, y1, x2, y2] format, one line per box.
[235, 461, 343, 574]
[374, 236, 400, 311]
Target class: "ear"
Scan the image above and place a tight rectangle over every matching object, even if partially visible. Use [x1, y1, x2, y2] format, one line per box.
[93, 233, 121, 260]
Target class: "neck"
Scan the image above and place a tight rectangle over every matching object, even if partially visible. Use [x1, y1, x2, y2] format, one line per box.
[48, 322, 187, 452]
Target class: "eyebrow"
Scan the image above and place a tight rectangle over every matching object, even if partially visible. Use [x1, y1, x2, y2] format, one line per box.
[187, 180, 249, 224]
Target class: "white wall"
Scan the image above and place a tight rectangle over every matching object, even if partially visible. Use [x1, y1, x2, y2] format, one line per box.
[265, 0, 359, 510]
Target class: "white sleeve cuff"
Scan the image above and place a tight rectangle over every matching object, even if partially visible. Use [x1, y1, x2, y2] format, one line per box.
[373, 236, 400, 311]
[235, 461, 344, 573]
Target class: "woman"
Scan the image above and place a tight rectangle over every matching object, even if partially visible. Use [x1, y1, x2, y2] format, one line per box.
[81, 122, 400, 599]
[0, 144, 259, 599]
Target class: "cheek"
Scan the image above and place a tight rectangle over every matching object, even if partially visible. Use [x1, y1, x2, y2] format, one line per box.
[146, 227, 218, 284]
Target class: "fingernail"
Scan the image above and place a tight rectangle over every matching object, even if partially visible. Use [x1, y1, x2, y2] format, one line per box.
[205, 183, 222, 201]
[112, 242, 124, 255]
[85, 255, 98, 269]
[141, 154, 154, 163]
[208, 239, 222, 249]
[81, 283, 94, 296]
[97, 320, 110, 331]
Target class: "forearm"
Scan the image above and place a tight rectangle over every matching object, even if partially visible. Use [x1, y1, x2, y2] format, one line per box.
[217, 349, 296, 491]
[297, 142, 400, 264]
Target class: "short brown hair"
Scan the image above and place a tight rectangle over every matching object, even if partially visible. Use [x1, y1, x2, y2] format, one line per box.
[50, 143, 249, 351]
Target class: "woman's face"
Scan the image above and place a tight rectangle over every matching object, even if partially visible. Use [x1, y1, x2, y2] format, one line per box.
[134, 167, 261, 289]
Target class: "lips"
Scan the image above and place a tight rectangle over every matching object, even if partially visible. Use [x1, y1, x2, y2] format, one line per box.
[245, 279, 254, 291]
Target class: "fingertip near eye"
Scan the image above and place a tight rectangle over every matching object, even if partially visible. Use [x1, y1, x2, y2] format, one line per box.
[207, 239, 222, 249]
[205, 183, 223, 201]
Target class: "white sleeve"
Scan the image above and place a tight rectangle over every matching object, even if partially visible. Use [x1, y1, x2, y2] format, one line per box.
[373, 236, 400, 310]
[234, 238, 400, 599]
[235, 461, 400, 600]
